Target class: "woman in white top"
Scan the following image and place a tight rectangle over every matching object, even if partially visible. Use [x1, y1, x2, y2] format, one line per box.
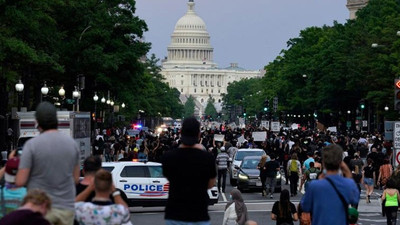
[223, 189, 248, 225]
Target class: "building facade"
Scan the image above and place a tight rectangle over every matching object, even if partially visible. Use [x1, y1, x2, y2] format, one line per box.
[347, 0, 369, 19]
[161, 0, 262, 117]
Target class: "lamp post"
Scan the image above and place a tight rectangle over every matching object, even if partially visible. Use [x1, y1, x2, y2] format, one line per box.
[93, 92, 99, 131]
[41, 81, 49, 102]
[73, 86, 79, 111]
[15, 80, 24, 111]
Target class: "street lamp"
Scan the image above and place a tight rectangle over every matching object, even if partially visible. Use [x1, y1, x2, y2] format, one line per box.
[347, 110, 351, 114]
[110, 101, 114, 106]
[384, 105, 389, 111]
[59, 86, 65, 97]
[397, 31, 400, 37]
[41, 81, 49, 95]
[73, 87, 79, 98]
[106, 99, 110, 105]
[41, 81, 49, 102]
[122, 103, 125, 108]
[93, 92, 99, 131]
[302, 74, 307, 78]
[15, 80, 24, 111]
[93, 92, 99, 102]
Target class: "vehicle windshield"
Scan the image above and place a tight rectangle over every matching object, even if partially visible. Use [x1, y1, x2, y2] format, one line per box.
[241, 158, 260, 169]
[235, 151, 264, 161]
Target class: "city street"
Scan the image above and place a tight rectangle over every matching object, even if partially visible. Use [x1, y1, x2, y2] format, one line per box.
[129, 179, 387, 225]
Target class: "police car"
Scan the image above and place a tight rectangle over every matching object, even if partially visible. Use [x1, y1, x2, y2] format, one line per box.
[102, 161, 219, 207]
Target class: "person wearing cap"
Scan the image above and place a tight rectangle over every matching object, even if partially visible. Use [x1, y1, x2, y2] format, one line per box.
[162, 117, 217, 225]
[0, 151, 27, 218]
[216, 146, 230, 193]
[15, 102, 80, 225]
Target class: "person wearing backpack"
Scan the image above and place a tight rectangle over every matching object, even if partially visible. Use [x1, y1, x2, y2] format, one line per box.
[287, 153, 301, 197]
[300, 162, 320, 193]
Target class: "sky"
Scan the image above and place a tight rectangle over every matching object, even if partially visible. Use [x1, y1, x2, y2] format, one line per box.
[135, 0, 349, 70]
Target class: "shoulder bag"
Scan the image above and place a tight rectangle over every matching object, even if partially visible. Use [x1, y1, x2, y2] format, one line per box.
[326, 177, 358, 224]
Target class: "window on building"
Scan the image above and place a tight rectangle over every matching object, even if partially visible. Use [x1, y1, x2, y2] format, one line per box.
[218, 89, 220, 93]
[201, 89, 203, 93]
[181, 80, 183, 85]
[181, 88, 183, 92]
[205, 81, 207, 86]
[218, 99, 221, 103]
[201, 99, 204, 103]
[211, 89, 213, 93]
[194, 89, 196, 93]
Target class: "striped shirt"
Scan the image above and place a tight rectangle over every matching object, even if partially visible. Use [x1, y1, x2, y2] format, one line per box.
[216, 152, 230, 170]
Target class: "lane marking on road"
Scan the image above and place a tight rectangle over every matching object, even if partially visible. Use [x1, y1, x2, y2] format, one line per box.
[221, 192, 227, 202]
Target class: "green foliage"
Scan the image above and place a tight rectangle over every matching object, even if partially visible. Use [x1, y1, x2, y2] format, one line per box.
[204, 96, 218, 119]
[183, 95, 196, 118]
[0, 0, 183, 121]
[223, 0, 400, 122]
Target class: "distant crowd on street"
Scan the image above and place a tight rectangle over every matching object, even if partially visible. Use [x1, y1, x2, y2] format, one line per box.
[0, 102, 398, 225]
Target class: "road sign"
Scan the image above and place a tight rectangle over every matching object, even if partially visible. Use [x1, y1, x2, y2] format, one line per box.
[396, 151, 400, 166]
[394, 122, 400, 149]
[362, 120, 368, 127]
[385, 121, 394, 141]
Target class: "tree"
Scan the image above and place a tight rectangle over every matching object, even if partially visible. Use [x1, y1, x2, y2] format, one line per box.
[183, 95, 196, 118]
[204, 97, 218, 120]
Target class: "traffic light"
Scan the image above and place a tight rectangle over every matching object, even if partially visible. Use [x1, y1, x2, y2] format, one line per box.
[395, 79, 400, 110]
[360, 99, 365, 109]
[263, 107, 268, 112]
[243, 108, 247, 117]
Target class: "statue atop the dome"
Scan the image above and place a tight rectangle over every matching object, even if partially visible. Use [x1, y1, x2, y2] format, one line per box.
[189, 0, 194, 2]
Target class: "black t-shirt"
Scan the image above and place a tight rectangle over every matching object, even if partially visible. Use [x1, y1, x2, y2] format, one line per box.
[272, 201, 297, 225]
[162, 147, 217, 222]
[265, 160, 280, 177]
[76, 183, 95, 202]
[364, 165, 374, 178]
[0, 209, 51, 225]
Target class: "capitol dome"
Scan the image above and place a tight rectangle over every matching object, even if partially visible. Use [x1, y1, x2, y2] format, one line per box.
[174, 2, 207, 31]
[163, 0, 216, 69]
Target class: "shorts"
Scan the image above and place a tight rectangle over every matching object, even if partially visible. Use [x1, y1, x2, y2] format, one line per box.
[45, 207, 74, 225]
[364, 178, 374, 186]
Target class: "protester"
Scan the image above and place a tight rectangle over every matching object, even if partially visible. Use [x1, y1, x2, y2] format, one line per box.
[216, 146, 230, 193]
[222, 188, 248, 225]
[162, 117, 217, 225]
[271, 189, 298, 225]
[362, 158, 375, 203]
[0, 151, 27, 218]
[258, 155, 268, 197]
[75, 169, 130, 225]
[378, 158, 393, 189]
[287, 153, 301, 197]
[300, 162, 320, 193]
[75, 156, 102, 202]
[0, 189, 52, 225]
[16, 102, 80, 225]
[381, 179, 400, 225]
[301, 144, 360, 225]
[264, 153, 280, 199]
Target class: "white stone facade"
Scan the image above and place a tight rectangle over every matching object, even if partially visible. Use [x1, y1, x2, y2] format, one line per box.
[347, 0, 369, 19]
[161, 0, 262, 116]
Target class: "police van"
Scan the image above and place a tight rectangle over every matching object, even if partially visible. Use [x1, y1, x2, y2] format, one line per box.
[103, 161, 219, 207]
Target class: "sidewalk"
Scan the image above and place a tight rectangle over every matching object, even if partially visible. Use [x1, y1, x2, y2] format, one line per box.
[358, 190, 383, 213]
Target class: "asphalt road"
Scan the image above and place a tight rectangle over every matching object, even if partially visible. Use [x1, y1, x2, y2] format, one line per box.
[129, 178, 388, 225]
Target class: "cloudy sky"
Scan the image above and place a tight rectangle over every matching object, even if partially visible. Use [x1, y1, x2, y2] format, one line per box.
[135, 0, 349, 70]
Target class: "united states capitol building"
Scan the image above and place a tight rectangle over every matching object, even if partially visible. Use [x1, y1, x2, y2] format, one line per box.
[160, 0, 263, 117]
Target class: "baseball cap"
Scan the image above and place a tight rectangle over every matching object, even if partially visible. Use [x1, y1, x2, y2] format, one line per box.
[5, 157, 20, 183]
[180, 117, 200, 146]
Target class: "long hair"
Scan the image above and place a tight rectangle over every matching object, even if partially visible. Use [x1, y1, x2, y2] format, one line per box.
[278, 189, 291, 219]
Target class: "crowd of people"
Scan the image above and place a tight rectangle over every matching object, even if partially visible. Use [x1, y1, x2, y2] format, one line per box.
[0, 101, 398, 225]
